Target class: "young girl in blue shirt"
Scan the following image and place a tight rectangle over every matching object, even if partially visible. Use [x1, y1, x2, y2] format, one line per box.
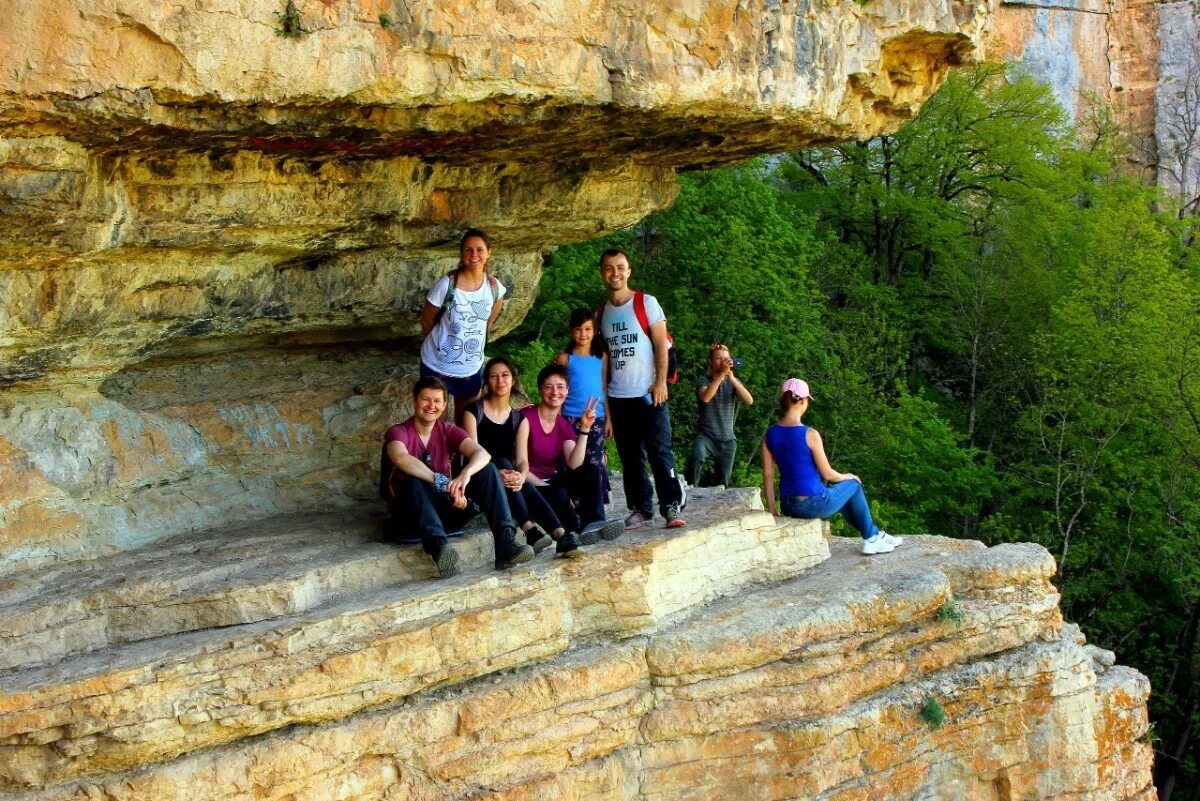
[554, 307, 611, 503]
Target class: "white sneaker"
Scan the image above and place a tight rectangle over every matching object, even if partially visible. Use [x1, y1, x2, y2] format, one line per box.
[862, 531, 902, 555]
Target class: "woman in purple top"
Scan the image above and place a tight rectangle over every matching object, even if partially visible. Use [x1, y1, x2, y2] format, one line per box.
[760, 378, 902, 556]
[515, 364, 623, 545]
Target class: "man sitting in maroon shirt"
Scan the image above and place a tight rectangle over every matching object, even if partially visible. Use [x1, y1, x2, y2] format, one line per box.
[382, 376, 534, 578]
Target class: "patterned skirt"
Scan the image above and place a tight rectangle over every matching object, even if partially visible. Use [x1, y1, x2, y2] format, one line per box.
[565, 415, 611, 505]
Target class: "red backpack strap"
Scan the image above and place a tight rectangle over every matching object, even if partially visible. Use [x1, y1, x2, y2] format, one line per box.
[633, 291, 650, 335]
[486, 274, 500, 304]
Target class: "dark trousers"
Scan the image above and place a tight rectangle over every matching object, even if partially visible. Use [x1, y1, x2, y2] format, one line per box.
[533, 461, 607, 534]
[608, 396, 683, 517]
[386, 463, 515, 555]
[686, 433, 737, 487]
[494, 458, 564, 534]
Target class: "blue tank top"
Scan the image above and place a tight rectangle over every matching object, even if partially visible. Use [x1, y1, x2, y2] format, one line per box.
[764, 424, 825, 498]
[564, 354, 606, 419]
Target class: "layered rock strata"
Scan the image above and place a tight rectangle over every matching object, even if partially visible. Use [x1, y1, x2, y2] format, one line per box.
[0, 485, 1154, 800]
[1, 0, 996, 573]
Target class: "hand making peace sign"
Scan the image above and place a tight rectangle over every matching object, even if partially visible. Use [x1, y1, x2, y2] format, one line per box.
[578, 396, 599, 433]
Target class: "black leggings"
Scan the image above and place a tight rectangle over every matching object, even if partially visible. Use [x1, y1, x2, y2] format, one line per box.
[494, 458, 564, 534]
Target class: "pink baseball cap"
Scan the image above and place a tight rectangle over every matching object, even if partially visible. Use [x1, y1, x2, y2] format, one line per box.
[779, 378, 813, 400]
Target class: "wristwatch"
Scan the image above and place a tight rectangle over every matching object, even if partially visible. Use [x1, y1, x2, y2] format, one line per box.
[433, 473, 451, 493]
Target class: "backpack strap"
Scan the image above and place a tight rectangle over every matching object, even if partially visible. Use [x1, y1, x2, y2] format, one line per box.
[632, 291, 650, 336]
[432, 269, 460, 327]
[486, 274, 500, 305]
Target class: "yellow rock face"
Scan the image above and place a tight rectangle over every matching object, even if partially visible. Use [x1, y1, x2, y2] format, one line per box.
[0, 0, 997, 573]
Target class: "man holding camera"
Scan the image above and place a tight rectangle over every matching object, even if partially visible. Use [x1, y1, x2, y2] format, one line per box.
[687, 343, 754, 488]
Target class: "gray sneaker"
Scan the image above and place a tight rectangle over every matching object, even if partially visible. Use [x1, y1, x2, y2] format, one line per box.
[579, 518, 624, 545]
[624, 510, 654, 530]
[663, 502, 686, 529]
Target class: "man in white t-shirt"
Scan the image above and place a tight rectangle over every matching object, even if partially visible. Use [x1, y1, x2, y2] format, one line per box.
[598, 248, 685, 529]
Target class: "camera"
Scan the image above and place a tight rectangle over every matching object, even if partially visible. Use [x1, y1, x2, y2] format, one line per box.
[731, 357, 744, 370]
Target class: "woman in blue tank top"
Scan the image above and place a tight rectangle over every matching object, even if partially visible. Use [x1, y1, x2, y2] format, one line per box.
[761, 378, 902, 555]
[554, 307, 611, 502]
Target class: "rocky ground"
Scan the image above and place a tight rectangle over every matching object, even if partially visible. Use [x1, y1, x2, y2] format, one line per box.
[0, 482, 1154, 800]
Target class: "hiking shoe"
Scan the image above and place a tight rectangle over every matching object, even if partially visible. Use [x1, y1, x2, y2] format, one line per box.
[862, 531, 902, 555]
[525, 525, 554, 554]
[624, 510, 654, 530]
[432, 541, 461, 579]
[555, 531, 583, 558]
[495, 527, 536, 569]
[663, 502, 686, 529]
[496, 542, 535, 569]
[579, 518, 624, 545]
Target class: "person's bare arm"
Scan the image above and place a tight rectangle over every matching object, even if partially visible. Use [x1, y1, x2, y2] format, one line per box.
[601, 353, 613, 439]
[760, 438, 778, 516]
[387, 440, 437, 483]
[649, 320, 670, 405]
[420, 301, 441, 339]
[807, 428, 859, 484]
[462, 407, 479, 443]
[445, 438, 491, 509]
[554, 352, 569, 367]
[563, 398, 597, 470]
[697, 372, 726, 403]
[729, 373, 754, 405]
[486, 298, 505, 332]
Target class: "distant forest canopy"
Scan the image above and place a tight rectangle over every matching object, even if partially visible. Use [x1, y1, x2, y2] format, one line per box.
[494, 63, 1200, 799]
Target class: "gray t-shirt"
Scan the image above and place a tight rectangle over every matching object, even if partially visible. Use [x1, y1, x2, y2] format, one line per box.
[601, 293, 665, 398]
[696, 376, 738, 440]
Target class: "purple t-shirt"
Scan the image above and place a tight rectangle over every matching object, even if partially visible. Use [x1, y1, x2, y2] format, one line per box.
[384, 419, 469, 476]
[520, 406, 576, 480]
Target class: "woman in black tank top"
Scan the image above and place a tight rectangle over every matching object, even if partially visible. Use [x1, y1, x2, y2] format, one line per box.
[463, 358, 583, 558]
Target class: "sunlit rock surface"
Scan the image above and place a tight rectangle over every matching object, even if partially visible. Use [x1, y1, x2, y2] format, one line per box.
[0, 486, 1156, 800]
[988, 0, 1193, 178]
[1, 0, 995, 573]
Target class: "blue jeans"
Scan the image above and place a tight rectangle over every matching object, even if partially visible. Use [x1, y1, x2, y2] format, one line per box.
[780, 480, 878, 539]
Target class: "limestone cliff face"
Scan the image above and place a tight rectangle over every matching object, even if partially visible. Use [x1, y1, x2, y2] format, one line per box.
[988, 0, 1199, 181]
[0, 0, 995, 573]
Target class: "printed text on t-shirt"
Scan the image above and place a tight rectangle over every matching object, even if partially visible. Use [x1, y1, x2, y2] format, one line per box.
[606, 321, 640, 370]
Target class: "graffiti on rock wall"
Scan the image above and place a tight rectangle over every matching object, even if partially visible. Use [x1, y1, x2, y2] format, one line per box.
[218, 402, 317, 449]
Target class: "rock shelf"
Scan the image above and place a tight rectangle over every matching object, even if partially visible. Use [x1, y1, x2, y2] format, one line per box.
[0, 484, 1153, 800]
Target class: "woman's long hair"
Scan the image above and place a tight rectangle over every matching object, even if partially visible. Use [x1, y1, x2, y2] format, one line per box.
[479, 356, 528, 405]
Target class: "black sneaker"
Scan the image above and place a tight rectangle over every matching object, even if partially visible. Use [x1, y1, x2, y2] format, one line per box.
[579, 518, 624, 545]
[525, 524, 554, 554]
[555, 531, 583, 558]
[432, 541, 461, 579]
